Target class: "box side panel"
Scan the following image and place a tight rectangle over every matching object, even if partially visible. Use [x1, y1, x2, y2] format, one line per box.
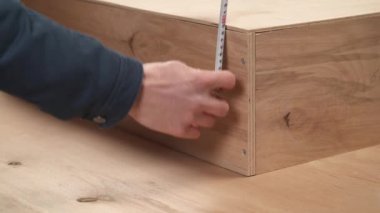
[255, 15, 380, 174]
[24, 0, 252, 175]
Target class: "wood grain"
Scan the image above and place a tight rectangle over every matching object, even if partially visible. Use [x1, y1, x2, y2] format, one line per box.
[23, 0, 252, 175]
[255, 15, 380, 174]
[23, 0, 380, 176]
[0, 93, 379, 213]
[94, 0, 380, 31]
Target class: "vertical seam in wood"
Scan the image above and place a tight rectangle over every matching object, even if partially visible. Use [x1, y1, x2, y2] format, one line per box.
[247, 32, 252, 176]
[248, 31, 256, 176]
[252, 32, 256, 176]
[250, 32, 256, 175]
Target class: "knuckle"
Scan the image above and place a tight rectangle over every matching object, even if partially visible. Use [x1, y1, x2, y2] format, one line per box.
[195, 73, 213, 88]
[196, 74, 209, 87]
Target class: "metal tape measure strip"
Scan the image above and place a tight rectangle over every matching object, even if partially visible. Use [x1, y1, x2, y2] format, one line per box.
[215, 0, 228, 71]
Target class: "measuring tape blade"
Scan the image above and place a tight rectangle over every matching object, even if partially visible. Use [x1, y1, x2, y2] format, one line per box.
[215, 0, 228, 71]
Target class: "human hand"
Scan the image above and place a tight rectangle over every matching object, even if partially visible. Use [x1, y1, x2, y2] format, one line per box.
[128, 61, 236, 139]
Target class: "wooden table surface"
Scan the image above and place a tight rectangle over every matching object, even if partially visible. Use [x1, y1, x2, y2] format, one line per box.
[94, 0, 380, 31]
[0, 93, 379, 213]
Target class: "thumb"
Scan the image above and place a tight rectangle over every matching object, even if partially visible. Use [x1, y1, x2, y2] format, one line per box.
[202, 71, 236, 90]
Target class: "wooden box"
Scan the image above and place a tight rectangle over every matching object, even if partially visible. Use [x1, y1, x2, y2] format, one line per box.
[24, 0, 380, 176]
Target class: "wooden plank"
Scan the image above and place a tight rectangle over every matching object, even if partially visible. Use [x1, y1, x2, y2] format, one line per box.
[94, 0, 380, 31]
[23, 0, 380, 175]
[255, 15, 380, 174]
[0, 93, 379, 212]
[24, 0, 252, 175]
[249, 32, 256, 175]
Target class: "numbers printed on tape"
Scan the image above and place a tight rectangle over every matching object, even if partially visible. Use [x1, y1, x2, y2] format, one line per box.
[215, 0, 229, 71]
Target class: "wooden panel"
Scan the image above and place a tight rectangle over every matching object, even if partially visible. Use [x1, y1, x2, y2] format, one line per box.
[24, 0, 252, 175]
[95, 0, 380, 31]
[255, 15, 380, 174]
[249, 33, 256, 175]
[0, 93, 379, 212]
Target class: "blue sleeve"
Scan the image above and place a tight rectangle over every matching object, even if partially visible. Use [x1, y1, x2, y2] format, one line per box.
[0, 0, 143, 127]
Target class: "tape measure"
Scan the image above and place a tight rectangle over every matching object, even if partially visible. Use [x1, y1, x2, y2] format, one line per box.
[215, 0, 229, 71]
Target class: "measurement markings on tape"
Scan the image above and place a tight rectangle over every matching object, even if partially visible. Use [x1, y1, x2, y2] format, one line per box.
[215, 0, 229, 71]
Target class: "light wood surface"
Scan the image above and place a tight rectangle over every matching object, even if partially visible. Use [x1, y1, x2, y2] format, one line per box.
[24, 0, 380, 176]
[255, 15, 380, 174]
[24, 0, 254, 175]
[92, 0, 380, 31]
[0, 93, 379, 213]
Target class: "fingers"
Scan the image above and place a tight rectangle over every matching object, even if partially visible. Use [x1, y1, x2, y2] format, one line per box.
[202, 98, 230, 118]
[200, 71, 236, 90]
[183, 126, 201, 139]
[195, 70, 233, 118]
[193, 113, 216, 128]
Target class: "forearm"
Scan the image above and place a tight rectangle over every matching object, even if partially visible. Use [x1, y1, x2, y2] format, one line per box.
[0, 0, 143, 127]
